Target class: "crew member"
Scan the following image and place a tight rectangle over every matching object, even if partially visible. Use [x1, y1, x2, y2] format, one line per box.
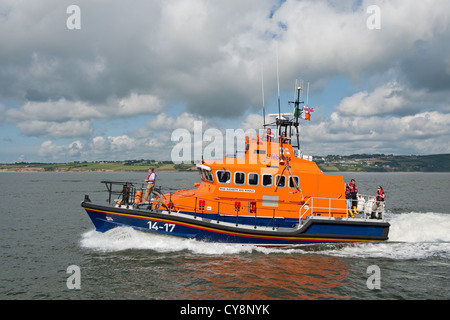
[372, 186, 385, 219]
[347, 179, 358, 216]
[345, 183, 354, 218]
[262, 128, 274, 142]
[280, 132, 291, 144]
[143, 168, 156, 202]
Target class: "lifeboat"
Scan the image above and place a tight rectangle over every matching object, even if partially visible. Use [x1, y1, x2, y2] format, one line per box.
[81, 85, 390, 246]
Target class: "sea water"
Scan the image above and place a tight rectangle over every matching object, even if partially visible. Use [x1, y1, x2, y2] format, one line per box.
[0, 171, 449, 300]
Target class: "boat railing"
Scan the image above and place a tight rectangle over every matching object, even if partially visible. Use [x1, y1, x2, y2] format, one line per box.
[101, 181, 136, 205]
[299, 194, 385, 222]
[101, 180, 163, 208]
[300, 197, 348, 220]
[98, 181, 385, 228]
[162, 191, 385, 227]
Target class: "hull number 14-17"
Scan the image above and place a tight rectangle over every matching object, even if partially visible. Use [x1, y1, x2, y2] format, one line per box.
[148, 221, 175, 232]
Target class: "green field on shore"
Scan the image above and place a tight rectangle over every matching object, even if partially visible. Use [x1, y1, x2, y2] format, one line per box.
[2, 154, 450, 172]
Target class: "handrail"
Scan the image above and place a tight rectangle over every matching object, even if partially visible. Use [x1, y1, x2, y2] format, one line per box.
[299, 194, 385, 224]
[300, 197, 348, 219]
[101, 182, 385, 228]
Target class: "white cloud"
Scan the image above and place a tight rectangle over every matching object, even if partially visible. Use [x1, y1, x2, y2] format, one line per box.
[108, 135, 136, 152]
[38, 136, 139, 161]
[38, 140, 84, 160]
[335, 82, 424, 116]
[239, 113, 264, 131]
[2, 0, 450, 103]
[7, 94, 162, 122]
[2, 0, 450, 161]
[6, 93, 163, 138]
[17, 120, 93, 138]
[150, 112, 206, 132]
[7, 99, 102, 122]
[36, 111, 209, 161]
[117, 93, 163, 116]
[301, 111, 450, 155]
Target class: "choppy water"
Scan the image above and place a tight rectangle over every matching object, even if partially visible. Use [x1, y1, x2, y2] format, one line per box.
[1, 171, 449, 301]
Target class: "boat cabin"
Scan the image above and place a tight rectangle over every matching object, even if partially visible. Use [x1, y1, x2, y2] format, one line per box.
[166, 134, 348, 225]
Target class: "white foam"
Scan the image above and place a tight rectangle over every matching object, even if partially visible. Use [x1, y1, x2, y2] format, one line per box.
[315, 242, 450, 260]
[315, 212, 450, 260]
[79, 212, 450, 260]
[387, 212, 450, 243]
[80, 227, 264, 255]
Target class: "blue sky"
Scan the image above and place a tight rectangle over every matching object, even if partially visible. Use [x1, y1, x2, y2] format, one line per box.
[1, 0, 450, 163]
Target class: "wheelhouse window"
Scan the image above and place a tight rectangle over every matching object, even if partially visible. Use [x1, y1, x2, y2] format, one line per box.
[204, 169, 214, 183]
[216, 170, 231, 184]
[289, 176, 299, 189]
[197, 167, 204, 180]
[262, 174, 273, 187]
[234, 172, 245, 185]
[248, 173, 259, 186]
[198, 167, 214, 183]
[275, 175, 286, 188]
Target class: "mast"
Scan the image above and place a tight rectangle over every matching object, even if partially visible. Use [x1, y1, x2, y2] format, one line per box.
[295, 84, 302, 153]
[286, 79, 304, 154]
[276, 43, 281, 121]
[263, 45, 312, 157]
[261, 66, 266, 127]
[306, 82, 309, 106]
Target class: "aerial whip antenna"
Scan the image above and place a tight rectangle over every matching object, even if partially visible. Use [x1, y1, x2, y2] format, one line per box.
[276, 42, 281, 120]
[261, 66, 266, 127]
[306, 82, 309, 106]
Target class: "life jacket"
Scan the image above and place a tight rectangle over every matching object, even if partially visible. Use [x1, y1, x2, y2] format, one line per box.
[376, 189, 385, 201]
[345, 184, 351, 198]
[347, 183, 357, 194]
[346, 184, 357, 198]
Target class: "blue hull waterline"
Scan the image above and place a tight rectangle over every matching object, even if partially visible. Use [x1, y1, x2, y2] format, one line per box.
[81, 202, 390, 246]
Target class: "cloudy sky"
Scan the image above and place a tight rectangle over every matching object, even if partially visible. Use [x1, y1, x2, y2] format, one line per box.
[1, 0, 450, 163]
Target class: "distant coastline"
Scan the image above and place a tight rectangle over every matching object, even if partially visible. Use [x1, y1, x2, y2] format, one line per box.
[314, 153, 450, 172]
[0, 161, 195, 173]
[0, 167, 182, 173]
[0, 167, 117, 173]
[1, 154, 450, 172]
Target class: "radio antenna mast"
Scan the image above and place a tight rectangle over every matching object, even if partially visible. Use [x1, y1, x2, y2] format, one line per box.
[306, 82, 310, 106]
[261, 66, 266, 127]
[276, 43, 281, 120]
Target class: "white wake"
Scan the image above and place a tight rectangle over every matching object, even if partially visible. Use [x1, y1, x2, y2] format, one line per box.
[80, 212, 450, 260]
